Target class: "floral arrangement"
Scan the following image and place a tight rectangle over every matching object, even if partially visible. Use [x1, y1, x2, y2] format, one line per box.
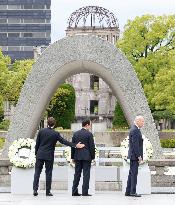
[120, 135, 153, 164]
[64, 146, 99, 167]
[8, 138, 36, 168]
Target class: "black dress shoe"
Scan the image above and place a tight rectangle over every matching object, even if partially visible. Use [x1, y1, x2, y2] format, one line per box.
[72, 193, 82, 196]
[33, 190, 38, 196]
[82, 194, 92, 196]
[130, 193, 141, 197]
[125, 193, 130, 196]
[46, 192, 53, 196]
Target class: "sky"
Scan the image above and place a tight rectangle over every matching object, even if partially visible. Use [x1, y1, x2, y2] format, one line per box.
[51, 0, 175, 43]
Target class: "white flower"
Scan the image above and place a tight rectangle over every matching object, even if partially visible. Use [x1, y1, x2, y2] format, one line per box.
[64, 147, 71, 162]
[120, 135, 153, 164]
[65, 146, 99, 167]
[8, 138, 36, 169]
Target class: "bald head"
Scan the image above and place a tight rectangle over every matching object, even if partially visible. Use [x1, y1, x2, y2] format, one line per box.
[134, 115, 144, 128]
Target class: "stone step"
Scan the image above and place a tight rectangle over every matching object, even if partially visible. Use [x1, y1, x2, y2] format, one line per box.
[39, 181, 122, 191]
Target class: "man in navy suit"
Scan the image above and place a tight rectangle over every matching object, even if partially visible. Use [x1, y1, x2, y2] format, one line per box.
[71, 119, 95, 196]
[125, 115, 144, 197]
[33, 117, 85, 196]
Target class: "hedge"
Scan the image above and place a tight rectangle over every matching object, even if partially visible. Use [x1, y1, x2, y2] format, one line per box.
[0, 138, 5, 149]
[160, 139, 175, 148]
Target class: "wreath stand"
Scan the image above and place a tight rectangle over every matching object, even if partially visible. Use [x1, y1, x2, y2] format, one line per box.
[67, 165, 95, 195]
[11, 166, 35, 194]
[8, 138, 36, 194]
[121, 160, 151, 195]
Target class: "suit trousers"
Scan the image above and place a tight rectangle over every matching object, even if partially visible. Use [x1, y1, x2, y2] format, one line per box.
[33, 158, 53, 193]
[125, 160, 139, 194]
[72, 160, 91, 195]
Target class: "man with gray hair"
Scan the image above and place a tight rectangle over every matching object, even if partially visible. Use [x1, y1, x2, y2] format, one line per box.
[125, 115, 144, 197]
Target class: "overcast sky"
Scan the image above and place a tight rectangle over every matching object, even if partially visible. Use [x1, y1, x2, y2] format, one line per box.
[51, 0, 175, 43]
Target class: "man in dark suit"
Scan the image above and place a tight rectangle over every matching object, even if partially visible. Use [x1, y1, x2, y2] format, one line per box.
[33, 117, 85, 196]
[125, 115, 144, 197]
[71, 119, 95, 196]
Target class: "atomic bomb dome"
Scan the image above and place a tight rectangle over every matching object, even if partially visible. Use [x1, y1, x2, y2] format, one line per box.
[67, 6, 119, 28]
[66, 6, 120, 44]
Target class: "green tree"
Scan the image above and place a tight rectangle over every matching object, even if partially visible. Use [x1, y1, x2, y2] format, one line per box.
[113, 103, 128, 129]
[3, 59, 34, 103]
[151, 67, 175, 116]
[47, 84, 76, 129]
[0, 49, 11, 122]
[117, 14, 175, 119]
[0, 50, 34, 121]
[0, 95, 4, 122]
[0, 49, 11, 97]
[118, 15, 175, 64]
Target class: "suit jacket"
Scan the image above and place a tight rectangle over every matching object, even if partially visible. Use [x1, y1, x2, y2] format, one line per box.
[71, 128, 95, 161]
[35, 127, 76, 161]
[128, 125, 143, 161]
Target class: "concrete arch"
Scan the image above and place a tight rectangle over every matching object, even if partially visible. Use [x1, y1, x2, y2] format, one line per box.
[3, 35, 162, 158]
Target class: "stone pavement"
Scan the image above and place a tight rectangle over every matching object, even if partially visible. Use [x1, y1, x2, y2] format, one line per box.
[0, 192, 175, 205]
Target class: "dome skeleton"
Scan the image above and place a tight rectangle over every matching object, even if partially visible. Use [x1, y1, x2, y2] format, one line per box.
[67, 6, 119, 28]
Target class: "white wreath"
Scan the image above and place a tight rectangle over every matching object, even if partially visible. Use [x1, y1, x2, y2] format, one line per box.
[64, 146, 99, 167]
[120, 135, 153, 164]
[8, 138, 36, 168]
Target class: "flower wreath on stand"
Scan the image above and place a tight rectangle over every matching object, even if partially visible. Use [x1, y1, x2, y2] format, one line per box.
[64, 146, 99, 167]
[8, 138, 36, 168]
[120, 135, 153, 164]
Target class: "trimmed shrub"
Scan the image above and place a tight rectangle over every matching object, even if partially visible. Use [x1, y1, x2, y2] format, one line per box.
[113, 103, 128, 129]
[0, 119, 10, 130]
[160, 139, 175, 148]
[0, 138, 5, 149]
[47, 84, 75, 129]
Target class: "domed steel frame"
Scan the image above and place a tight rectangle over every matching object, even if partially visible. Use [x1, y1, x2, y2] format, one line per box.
[67, 6, 119, 28]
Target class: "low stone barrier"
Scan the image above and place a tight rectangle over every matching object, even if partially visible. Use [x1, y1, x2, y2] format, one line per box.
[148, 159, 175, 192]
[1, 154, 175, 193]
[0, 158, 12, 192]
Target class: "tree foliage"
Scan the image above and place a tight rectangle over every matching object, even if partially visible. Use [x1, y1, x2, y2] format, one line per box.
[0, 48, 76, 128]
[151, 66, 175, 115]
[0, 48, 34, 104]
[0, 95, 4, 122]
[113, 103, 128, 129]
[0, 49, 34, 122]
[117, 14, 175, 119]
[0, 49, 11, 96]
[3, 59, 34, 103]
[47, 84, 76, 129]
[0, 49, 11, 121]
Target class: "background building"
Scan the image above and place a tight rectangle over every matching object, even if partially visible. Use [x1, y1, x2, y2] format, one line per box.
[65, 6, 120, 127]
[0, 0, 51, 61]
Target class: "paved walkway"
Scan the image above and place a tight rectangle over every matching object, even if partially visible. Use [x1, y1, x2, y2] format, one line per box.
[0, 192, 175, 205]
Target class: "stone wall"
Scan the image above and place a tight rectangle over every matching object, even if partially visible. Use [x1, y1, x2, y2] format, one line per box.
[149, 159, 175, 191]
[1, 131, 175, 147]
[0, 159, 11, 189]
[159, 132, 175, 139]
